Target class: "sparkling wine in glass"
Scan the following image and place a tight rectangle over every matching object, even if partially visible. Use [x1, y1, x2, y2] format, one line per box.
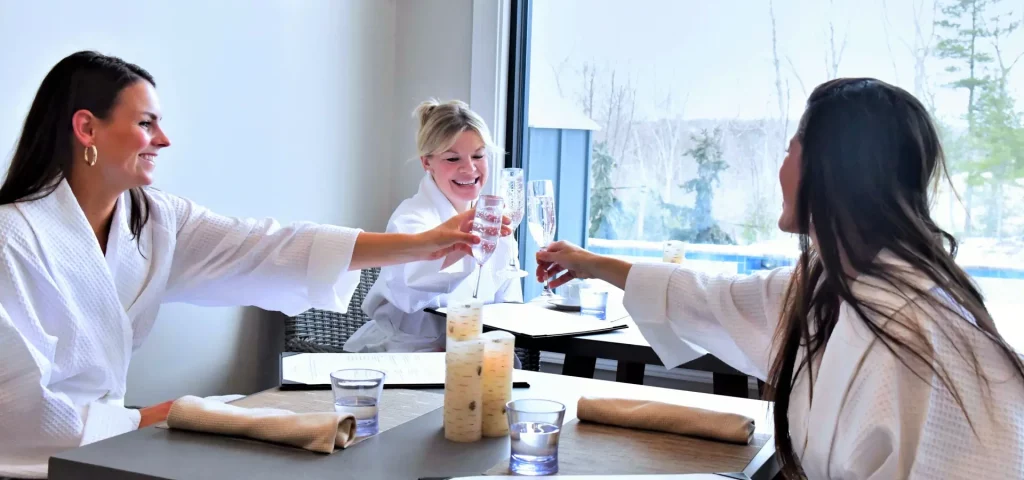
[527, 180, 557, 298]
[498, 168, 527, 278]
[470, 195, 503, 298]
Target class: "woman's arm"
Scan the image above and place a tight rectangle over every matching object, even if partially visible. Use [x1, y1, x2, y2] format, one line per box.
[159, 193, 499, 316]
[537, 241, 792, 377]
[351, 210, 497, 270]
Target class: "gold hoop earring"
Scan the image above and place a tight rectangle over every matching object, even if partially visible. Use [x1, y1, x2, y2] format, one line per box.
[84, 145, 98, 166]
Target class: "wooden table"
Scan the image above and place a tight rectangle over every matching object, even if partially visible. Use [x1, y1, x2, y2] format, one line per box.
[49, 371, 777, 479]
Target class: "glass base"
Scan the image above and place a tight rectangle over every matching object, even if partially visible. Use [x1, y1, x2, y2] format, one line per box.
[499, 267, 529, 278]
[354, 415, 379, 437]
[510, 453, 558, 475]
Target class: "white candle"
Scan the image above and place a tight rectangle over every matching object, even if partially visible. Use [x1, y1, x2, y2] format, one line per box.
[447, 299, 484, 342]
[662, 241, 686, 264]
[480, 330, 515, 437]
[444, 337, 485, 442]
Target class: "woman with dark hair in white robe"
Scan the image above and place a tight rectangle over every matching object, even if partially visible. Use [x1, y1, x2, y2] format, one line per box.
[0, 51, 507, 479]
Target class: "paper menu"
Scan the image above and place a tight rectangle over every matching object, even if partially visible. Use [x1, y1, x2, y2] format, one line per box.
[282, 352, 446, 386]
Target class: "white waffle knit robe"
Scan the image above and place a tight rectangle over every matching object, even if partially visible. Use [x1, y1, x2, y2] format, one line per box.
[0, 180, 361, 478]
[624, 255, 1024, 479]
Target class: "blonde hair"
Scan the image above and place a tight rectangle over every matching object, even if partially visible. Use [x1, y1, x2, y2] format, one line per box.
[413, 99, 502, 158]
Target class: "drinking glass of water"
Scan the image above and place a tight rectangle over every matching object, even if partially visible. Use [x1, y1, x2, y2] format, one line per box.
[330, 369, 386, 437]
[505, 399, 566, 476]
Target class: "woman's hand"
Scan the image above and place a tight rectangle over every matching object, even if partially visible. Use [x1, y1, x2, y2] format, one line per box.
[138, 400, 174, 428]
[535, 241, 599, 288]
[417, 210, 512, 261]
[536, 240, 633, 290]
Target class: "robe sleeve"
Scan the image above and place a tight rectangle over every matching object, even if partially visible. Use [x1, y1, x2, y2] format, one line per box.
[158, 193, 362, 316]
[622, 262, 792, 378]
[0, 263, 139, 478]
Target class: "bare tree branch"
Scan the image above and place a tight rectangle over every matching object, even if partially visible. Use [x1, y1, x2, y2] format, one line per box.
[785, 56, 808, 98]
[823, 0, 849, 79]
[880, 0, 903, 81]
[549, 55, 572, 97]
[1007, 50, 1024, 73]
[769, 0, 787, 124]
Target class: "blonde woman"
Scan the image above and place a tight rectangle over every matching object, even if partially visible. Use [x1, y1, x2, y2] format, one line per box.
[345, 99, 524, 353]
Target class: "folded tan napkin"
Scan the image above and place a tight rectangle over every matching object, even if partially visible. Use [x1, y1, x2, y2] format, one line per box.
[166, 395, 357, 453]
[576, 397, 755, 445]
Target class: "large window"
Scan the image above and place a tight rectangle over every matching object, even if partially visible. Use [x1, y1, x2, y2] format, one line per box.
[512, 0, 1024, 349]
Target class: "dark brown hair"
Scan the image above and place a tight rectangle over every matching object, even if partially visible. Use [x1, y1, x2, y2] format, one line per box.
[0, 50, 155, 242]
[765, 78, 1024, 478]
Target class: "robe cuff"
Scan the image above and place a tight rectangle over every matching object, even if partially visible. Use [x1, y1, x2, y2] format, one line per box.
[305, 226, 363, 315]
[624, 262, 707, 369]
[80, 402, 141, 445]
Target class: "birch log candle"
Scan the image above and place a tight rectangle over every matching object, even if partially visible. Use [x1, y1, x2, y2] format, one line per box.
[447, 299, 484, 342]
[480, 330, 515, 437]
[444, 337, 485, 442]
[662, 240, 686, 264]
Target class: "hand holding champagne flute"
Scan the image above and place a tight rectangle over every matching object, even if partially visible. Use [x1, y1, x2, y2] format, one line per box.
[469, 195, 505, 298]
[527, 180, 557, 298]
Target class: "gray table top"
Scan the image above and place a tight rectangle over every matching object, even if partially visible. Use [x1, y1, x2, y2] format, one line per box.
[49, 371, 775, 480]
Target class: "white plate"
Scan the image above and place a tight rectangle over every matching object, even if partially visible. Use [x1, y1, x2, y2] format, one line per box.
[548, 298, 581, 311]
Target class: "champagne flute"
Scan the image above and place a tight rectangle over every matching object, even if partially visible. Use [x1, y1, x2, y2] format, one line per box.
[470, 195, 503, 298]
[498, 168, 527, 278]
[527, 180, 557, 298]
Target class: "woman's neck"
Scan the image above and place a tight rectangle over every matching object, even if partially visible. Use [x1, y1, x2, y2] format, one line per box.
[450, 199, 472, 214]
[67, 174, 119, 252]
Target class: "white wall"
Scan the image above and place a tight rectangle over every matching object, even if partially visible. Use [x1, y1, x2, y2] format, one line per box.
[0, 0, 397, 405]
[391, 0, 476, 211]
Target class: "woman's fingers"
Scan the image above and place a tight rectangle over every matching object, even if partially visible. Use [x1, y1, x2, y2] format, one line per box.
[547, 271, 577, 289]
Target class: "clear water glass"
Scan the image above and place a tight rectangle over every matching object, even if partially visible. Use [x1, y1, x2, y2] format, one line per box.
[506, 399, 566, 476]
[330, 368, 385, 437]
[527, 180, 557, 298]
[579, 284, 609, 319]
[498, 168, 527, 277]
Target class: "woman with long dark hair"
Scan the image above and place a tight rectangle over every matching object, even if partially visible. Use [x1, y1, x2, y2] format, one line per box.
[537, 78, 1024, 478]
[0, 51, 505, 479]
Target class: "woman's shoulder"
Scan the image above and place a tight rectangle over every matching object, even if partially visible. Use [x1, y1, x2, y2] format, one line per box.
[139, 187, 206, 233]
[0, 202, 33, 251]
[387, 191, 444, 233]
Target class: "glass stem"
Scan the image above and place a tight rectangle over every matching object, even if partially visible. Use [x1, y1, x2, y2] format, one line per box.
[473, 265, 483, 298]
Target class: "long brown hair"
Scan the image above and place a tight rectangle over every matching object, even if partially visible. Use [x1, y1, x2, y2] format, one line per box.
[0, 50, 155, 243]
[765, 78, 1024, 478]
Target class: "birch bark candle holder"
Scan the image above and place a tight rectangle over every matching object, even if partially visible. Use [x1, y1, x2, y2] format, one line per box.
[444, 337, 485, 442]
[662, 240, 686, 264]
[447, 299, 484, 342]
[480, 330, 516, 437]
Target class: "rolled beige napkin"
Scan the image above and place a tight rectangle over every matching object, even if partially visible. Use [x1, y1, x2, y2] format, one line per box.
[166, 395, 357, 453]
[576, 397, 755, 445]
